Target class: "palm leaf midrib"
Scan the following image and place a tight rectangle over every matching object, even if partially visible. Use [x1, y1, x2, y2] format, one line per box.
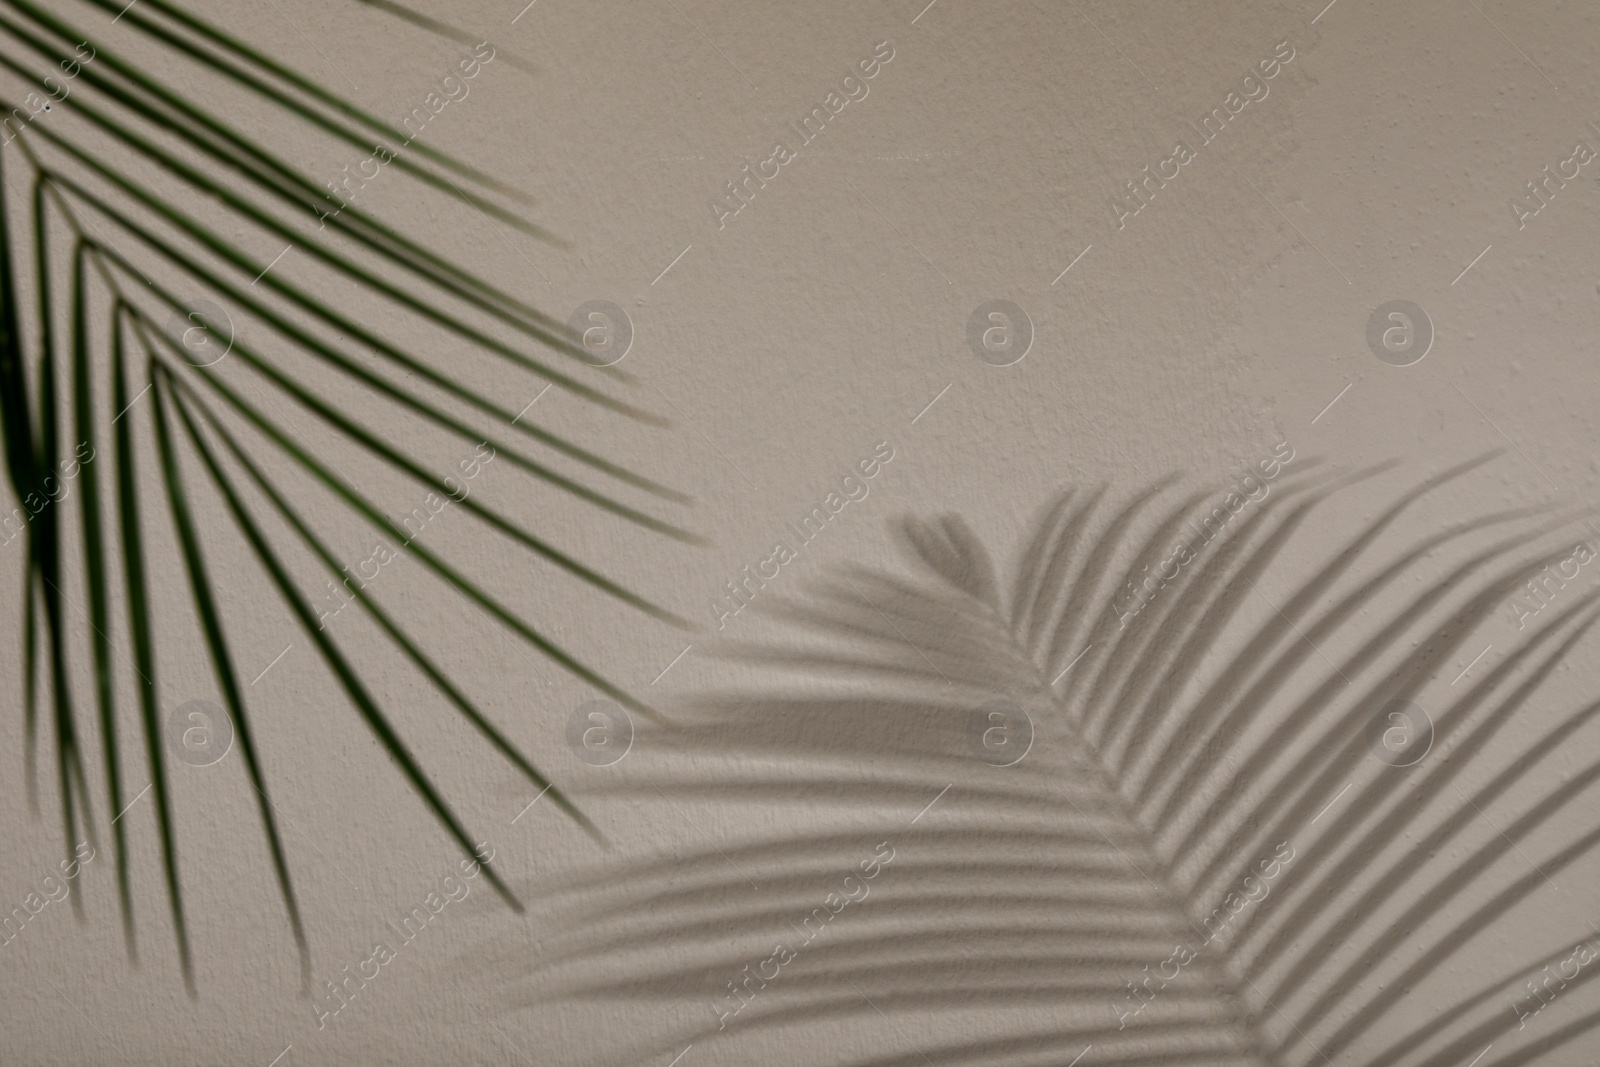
[869, 504, 1291, 1060]
[998, 543, 1277, 1064]
[544, 463, 1600, 1066]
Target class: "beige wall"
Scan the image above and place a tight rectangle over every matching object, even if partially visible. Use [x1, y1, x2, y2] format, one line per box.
[3, 0, 1600, 1063]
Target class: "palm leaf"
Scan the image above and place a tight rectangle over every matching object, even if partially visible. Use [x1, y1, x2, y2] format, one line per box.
[0, 0, 694, 989]
[529, 461, 1600, 1067]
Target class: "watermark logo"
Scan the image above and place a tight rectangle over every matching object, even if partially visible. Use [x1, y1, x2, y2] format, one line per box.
[165, 698, 233, 767]
[164, 299, 234, 367]
[967, 697, 1034, 767]
[708, 41, 896, 231]
[1110, 841, 1295, 1029]
[966, 300, 1032, 366]
[565, 300, 633, 367]
[1505, 532, 1597, 630]
[567, 699, 633, 766]
[1366, 300, 1432, 367]
[311, 841, 495, 1029]
[1509, 141, 1595, 230]
[1365, 698, 1433, 767]
[1108, 37, 1297, 232]
[711, 440, 895, 632]
[1113, 440, 1295, 629]
[712, 840, 895, 1030]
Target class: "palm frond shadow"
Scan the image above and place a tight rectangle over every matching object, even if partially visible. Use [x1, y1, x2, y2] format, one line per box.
[519, 458, 1600, 1067]
[0, 0, 694, 990]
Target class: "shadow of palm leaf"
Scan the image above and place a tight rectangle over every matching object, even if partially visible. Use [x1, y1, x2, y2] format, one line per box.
[518, 455, 1600, 1067]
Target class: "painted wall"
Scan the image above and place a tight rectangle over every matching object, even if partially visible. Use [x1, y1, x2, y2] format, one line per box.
[3, 0, 1600, 1063]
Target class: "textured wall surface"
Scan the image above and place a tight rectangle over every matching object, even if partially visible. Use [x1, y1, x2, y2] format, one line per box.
[3, 1, 1600, 1064]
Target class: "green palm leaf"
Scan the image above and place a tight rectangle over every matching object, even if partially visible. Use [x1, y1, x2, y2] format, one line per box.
[0, 0, 693, 991]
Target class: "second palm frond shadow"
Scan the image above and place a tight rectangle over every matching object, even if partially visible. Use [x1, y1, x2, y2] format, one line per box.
[510, 454, 1600, 1067]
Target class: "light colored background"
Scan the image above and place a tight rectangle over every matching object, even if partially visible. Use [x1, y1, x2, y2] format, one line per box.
[3, 0, 1600, 1063]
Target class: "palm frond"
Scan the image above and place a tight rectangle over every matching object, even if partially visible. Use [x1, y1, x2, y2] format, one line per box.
[0, 0, 693, 990]
[528, 461, 1600, 1067]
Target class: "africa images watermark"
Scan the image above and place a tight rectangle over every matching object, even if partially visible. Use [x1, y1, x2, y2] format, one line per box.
[710, 440, 896, 630]
[314, 42, 497, 230]
[1507, 137, 1596, 231]
[315, 442, 496, 629]
[1504, 523, 1600, 631]
[1511, 930, 1600, 1032]
[1112, 439, 1297, 628]
[1110, 840, 1296, 1029]
[0, 441, 93, 551]
[709, 40, 897, 230]
[710, 841, 897, 1030]
[0, 40, 97, 147]
[0, 842, 96, 950]
[310, 841, 497, 1029]
[1109, 37, 1298, 231]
